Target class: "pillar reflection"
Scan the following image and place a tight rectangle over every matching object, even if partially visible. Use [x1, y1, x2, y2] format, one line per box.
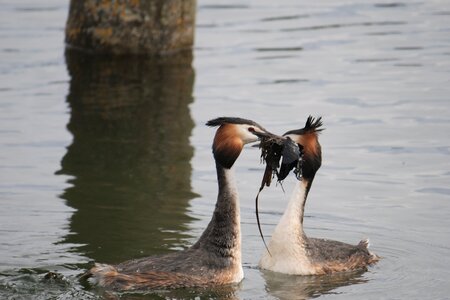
[58, 50, 196, 264]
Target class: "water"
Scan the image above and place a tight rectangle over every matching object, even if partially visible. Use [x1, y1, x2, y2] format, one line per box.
[1, 0, 450, 299]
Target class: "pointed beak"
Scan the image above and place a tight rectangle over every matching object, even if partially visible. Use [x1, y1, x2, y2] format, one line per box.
[253, 129, 280, 139]
[251, 129, 284, 147]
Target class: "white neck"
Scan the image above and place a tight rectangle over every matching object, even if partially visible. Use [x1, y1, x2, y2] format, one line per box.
[273, 179, 308, 239]
[259, 180, 316, 274]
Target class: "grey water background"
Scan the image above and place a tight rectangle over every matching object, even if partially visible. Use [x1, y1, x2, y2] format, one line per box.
[1, 0, 450, 299]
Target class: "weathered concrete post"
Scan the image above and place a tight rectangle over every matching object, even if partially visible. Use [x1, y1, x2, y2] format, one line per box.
[65, 0, 196, 55]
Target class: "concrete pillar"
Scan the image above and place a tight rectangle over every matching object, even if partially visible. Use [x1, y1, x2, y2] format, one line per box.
[65, 0, 196, 55]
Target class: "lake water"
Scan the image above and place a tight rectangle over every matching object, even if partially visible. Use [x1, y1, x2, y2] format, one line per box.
[1, 0, 450, 299]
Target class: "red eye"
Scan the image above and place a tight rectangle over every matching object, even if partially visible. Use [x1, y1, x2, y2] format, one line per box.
[248, 127, 255, 132]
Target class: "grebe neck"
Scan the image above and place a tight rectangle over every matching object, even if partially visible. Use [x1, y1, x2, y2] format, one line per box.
[260, 179, 312, 268]
[193, 162, 241, 260]
[276, 179, 312, 235]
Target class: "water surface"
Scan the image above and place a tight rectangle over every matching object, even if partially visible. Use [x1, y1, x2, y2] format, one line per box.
[1, 0, 450, 299]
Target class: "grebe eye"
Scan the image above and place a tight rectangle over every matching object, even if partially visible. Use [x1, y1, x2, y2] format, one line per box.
[248, 127, 255, 132]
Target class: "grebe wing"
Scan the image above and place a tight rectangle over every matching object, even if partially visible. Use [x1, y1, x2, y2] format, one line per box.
[89, 263, 207, 290]
[305, 237, 373, 262]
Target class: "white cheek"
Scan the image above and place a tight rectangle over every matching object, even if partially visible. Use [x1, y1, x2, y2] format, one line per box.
[238, 126, 259, 144]
[243, 132, 258, 143]
[284, 134, 301, 144]
[284, 134, 296, 140]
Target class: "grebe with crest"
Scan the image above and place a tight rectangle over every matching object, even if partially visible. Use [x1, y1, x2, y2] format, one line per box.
[259, 116, 379, 275]
[87, 117, 276, 290]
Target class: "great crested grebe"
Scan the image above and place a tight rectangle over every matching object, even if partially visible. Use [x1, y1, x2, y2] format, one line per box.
[259, 116, 379, 275]
[87, 117, 275, 290]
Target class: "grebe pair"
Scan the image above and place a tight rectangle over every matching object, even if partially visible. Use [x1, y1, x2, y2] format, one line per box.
[259, 116, 379, 275]
[88, 116, 378, 290]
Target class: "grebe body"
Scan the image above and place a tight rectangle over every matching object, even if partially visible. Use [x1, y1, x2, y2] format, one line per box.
[89, 117, 272, 290]
[259, 117, 378, 275]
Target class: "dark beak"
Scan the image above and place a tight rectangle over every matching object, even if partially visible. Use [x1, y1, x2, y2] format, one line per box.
[251, 130, 284, 148]
[253, 129, 281, 139]
[252, 130, 284, 148]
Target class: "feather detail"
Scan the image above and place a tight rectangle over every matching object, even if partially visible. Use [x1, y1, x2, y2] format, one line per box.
[212, 124, 244, 169]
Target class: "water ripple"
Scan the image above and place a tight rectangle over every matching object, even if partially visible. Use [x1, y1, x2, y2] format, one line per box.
[394, 46, 424, 51]
[282, 21, 407, 32]
[254, 46, 303, 52]
[416, 187, 450, 196]
[374, 3, 407, 8]
[261, 14, 310, 22]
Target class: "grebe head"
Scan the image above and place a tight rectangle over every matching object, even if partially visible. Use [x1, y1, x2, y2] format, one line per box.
[207, 117, 272, 169]
[283, 116, 324, 181]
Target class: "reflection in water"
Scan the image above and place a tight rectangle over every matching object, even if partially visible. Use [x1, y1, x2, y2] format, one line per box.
[101, 285, 239, 300]
[262, 270, 367, 300]
[58, 50, 196, 264]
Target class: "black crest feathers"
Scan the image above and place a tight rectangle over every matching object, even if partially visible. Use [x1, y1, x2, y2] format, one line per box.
[283, 115, 324, 136]
[206, 117, 262, 128]
[305, 115, 324, 132]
